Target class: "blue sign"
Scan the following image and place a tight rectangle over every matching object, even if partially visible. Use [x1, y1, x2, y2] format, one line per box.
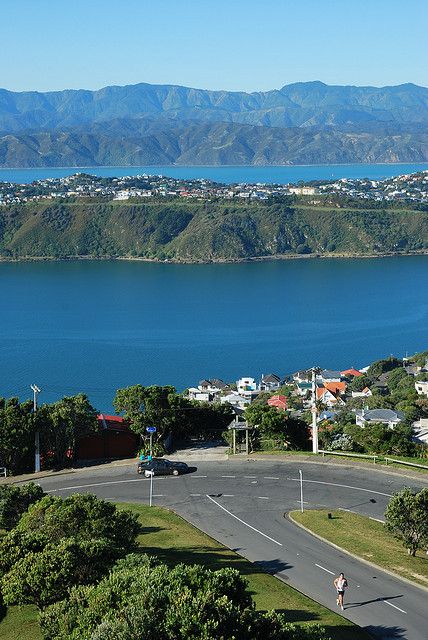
[146, 426, 157, 433]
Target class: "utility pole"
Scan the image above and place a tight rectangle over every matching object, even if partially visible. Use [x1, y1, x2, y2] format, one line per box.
[31, 384, 41, 473]
[311, 368, 318, 454]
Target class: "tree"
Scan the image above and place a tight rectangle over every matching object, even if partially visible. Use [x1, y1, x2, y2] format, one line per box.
[36, 394, 98, 468]
[385, 487, 428, 556]
[0, 397, 34, 473]
[0, 482, 45, 530]
[1, 537, 115, 608]
[16, 493, 141, 554]
[245, 405, 310, 451]
[114, 384, 196, 453]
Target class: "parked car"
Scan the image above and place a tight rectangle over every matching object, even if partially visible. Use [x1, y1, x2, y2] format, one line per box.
[137, 458, 189, 477]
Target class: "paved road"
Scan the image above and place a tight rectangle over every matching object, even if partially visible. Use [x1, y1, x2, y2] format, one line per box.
[36, 460, 428, 640]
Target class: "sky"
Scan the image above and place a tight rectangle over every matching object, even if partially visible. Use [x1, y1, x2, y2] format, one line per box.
[1, 0, 427, 93]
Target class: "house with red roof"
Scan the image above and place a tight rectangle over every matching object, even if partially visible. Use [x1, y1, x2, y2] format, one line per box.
[76, 414, 139, 460]
[341, 368, 362, 378]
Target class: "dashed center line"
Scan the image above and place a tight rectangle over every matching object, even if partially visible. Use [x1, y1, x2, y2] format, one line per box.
[315, 563, 335, 575]
[244, 475, 257, 479]
[221, 475, 236, 478]
[288, 477, 392, 498]
[190, 493, 201, 497]
[192, 475, 208, 478]
[206, 495, 282, 546]
[223, 494, 234, 497]
[384, 600, 407, 614]
[264, 476, 280, 480]
[257, 496, 269, 500]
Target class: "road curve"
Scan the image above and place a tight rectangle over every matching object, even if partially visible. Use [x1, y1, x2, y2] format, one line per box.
[36, 459, 428, 640]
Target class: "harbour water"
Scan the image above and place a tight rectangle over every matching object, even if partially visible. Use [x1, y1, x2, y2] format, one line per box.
[0, 162, 427, 185]
[1, 257, 427, 411]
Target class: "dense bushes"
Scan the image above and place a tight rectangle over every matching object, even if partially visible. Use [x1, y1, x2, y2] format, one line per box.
[40, 555, 328, 640]
[0, 492, 141, 609]
[0, 482, 45, 529]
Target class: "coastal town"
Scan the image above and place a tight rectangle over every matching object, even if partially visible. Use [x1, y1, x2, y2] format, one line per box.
[0, 170, 427, 206]
[186, 352, 428, 448]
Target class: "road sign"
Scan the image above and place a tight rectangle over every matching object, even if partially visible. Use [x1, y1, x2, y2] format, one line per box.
[146, 426, 157, 433]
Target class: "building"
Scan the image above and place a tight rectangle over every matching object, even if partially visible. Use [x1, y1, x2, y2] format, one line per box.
[260, 373, 282, 391]
[415, 380, 428, 397]
[351, 387, 372, 398]
[267, 394, 287, 411]
[355, 408, 405, 429]
[220, 393, 250, 410]
[341, 368, 362, 378]
[317, 369, 343, 383]
[236, 377, 259, 399]
[77, 415, 139, 460]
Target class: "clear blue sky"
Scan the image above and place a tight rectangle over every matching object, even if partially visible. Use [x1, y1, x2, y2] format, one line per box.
[2, 0, 427, 92]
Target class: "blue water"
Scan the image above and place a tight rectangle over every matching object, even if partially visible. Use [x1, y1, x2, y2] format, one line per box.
[1, 163, 427, 185]
[1, 258, 427, 411]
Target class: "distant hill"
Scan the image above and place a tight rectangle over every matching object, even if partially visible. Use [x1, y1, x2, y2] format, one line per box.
[1, 200, 427, 262]
[0, 81, 427, 166]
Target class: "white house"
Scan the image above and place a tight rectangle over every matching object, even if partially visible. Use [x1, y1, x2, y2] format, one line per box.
[236, 377, 259, 399]
[412, 418, 428, 445]
[415, 380, 428, 397]
[351, 387, 373, 398]
[220, 393, 250, 410]
[355, 408, 405, 429]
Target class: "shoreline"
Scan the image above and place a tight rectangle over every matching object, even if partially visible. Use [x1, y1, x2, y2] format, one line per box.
[0, 250, 427, 265]
[1, 161, 428, 170]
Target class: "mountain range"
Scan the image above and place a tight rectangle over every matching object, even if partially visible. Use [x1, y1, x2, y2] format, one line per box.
[0, 81, 427, 166]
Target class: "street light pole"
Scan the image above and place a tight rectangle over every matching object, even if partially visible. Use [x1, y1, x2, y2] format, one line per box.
[299, 469, 304, 513]
[311, 368, 318, 454]
[148, 470, 154, 507]
[31, 384, 41, 473]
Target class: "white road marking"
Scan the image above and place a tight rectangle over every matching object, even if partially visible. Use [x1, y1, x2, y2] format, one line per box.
[192, 475, 208, 478]
[315, 563, 335, 575]
[384, 600, 407, 614]
[190, 494, 201, 497]
[206, 495, 282, 546]
[152, 494, 164, 497]
[223, 494, 234, 497]
[251, 481, 257, 484]
[264, 476, 280, 480]
[289, 478, 392, 498]
[221, 475, 236, 478]
[46, 478, 147, 491]
[257, 496, 269, 499]
[244, 475, 257, 478]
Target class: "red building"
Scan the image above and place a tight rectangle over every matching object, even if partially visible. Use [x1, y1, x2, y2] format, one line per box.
[76, 414, 139, 460]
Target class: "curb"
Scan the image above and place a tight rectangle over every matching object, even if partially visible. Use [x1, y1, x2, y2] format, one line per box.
[288, 511, 428, 594]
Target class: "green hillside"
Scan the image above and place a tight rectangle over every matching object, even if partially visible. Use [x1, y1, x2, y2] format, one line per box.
[0, 199, 427, 262]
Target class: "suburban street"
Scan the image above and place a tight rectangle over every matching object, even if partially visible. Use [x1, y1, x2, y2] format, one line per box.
[35, 460, 428, 640]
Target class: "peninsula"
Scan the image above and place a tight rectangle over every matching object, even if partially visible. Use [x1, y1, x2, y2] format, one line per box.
[0, 171, 427, 263]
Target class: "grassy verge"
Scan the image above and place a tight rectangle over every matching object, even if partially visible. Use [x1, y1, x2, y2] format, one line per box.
[0, 503, 371, 640]
[290, 509, 428, 589]
[0, 605, 41, 640]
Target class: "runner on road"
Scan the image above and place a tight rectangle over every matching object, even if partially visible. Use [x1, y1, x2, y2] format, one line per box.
[333, 572, 348, 610]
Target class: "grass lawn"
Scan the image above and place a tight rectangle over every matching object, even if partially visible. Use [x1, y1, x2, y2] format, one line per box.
[291, 509, 428, 589]
[0, 605, 41, 640]
[0, 503, 371, 640]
